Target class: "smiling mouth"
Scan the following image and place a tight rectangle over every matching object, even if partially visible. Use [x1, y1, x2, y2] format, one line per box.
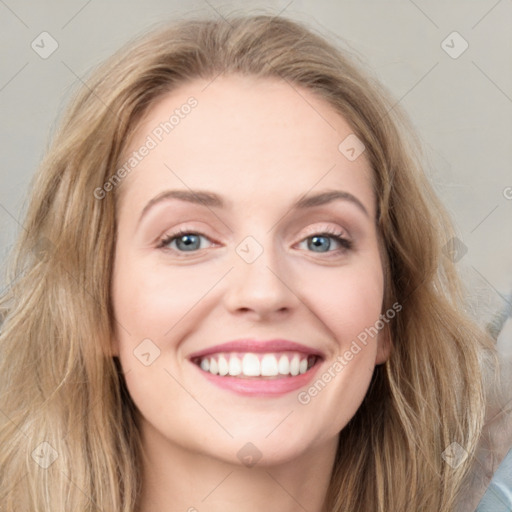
[191, 351, 321, 379]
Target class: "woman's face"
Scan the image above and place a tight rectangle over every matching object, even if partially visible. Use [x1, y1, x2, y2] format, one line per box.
[111, 74, 390, 466]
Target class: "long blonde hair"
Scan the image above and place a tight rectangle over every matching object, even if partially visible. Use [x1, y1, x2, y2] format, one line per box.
[0, 14, 498, 511]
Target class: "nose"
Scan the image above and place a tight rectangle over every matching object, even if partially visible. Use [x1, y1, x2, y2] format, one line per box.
[222, 237, 300, 321]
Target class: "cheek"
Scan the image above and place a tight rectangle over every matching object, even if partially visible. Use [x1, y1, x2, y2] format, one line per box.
[292, 261, 384, 424]
[302, 262, 384, 345]
[112, 254, 213, 341]
[111, 254, 200, 429]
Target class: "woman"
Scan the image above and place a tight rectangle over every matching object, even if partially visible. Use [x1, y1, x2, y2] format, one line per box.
[0, 14, 507, 511]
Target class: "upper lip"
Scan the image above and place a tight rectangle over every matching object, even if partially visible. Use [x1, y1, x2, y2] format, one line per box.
[188, 339, 325, 360]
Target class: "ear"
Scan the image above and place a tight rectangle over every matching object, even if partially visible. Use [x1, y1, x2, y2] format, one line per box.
[375, 325, 392, 365]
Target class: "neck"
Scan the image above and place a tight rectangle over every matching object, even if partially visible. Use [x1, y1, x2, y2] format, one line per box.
[136, 421, 338, 512]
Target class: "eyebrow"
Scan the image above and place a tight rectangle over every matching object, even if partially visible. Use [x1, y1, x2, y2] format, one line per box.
[138, 188, 369, 225]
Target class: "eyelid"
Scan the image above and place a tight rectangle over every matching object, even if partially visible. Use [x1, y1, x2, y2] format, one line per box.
[157, 225, 216, 249]
[299, 223, 350, 239]
[158, 222, 349, 243]
[157, 222, 353, 258]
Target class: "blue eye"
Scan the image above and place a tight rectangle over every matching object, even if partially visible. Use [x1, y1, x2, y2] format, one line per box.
[159, 230, 212, 253]
[299, 231, 352, 254]
[158, 229, 352, 256]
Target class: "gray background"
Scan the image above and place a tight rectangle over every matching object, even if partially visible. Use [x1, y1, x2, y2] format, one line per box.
[1, 0, 511, 351]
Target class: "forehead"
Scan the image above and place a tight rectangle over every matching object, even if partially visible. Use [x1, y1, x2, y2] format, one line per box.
[116, 74, 375, 219]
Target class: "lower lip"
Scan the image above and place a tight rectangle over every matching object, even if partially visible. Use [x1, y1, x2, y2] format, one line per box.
[193, 360, 323, 397]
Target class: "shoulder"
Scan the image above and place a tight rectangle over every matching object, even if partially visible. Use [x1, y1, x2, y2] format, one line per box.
[456, 319, 512, 511]
[475, 447, 512, 511]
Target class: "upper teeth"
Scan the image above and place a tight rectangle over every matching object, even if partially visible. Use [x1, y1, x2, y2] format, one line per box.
[197, 352, 315, 378]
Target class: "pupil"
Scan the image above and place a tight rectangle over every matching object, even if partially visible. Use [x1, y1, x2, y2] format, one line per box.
[310, 235, 329, 252]
[178, 234, 199, 250]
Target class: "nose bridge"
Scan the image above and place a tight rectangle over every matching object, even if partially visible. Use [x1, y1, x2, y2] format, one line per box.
[224, 230, 296, 315]
[235, 231, 283, 285]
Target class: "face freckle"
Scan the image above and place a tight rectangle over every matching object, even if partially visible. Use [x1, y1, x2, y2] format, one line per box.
[111, 74, 390, 469]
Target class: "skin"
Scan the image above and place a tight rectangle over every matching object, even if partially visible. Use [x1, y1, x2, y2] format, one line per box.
[111, 74, 390, 512]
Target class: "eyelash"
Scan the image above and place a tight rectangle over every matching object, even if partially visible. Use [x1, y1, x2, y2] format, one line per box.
[157, 226, 353, 257]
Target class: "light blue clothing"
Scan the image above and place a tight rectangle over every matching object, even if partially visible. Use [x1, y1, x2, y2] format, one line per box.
[476, 447, 512, 511]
